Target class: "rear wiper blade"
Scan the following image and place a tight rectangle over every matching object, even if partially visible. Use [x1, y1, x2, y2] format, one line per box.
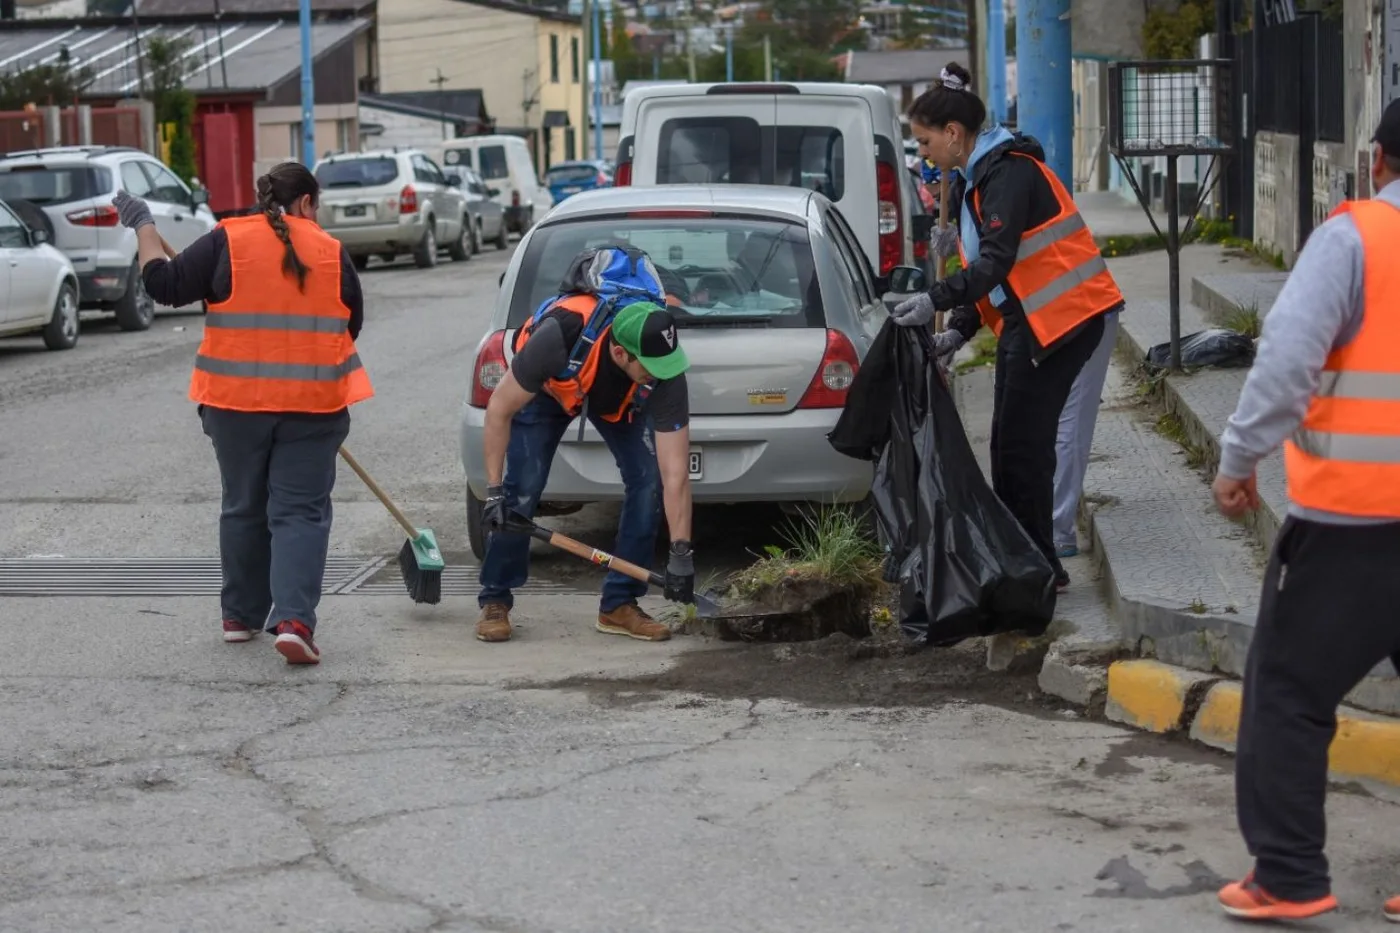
[673, 314, 773, 327]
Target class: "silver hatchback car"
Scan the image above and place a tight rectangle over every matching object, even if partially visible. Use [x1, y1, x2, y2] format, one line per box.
[314, 148, 472, 269]
[459, 185, 904, 559]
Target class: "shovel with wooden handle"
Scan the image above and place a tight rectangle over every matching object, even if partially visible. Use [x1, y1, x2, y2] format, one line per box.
[502, 512, 723, 618]
[934, 173, 949, 334]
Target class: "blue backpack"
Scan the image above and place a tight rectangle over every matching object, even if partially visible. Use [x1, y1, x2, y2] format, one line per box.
[525, 245, 668, 381]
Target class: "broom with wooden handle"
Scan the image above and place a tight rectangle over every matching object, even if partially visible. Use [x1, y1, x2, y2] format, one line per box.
[157, 236, 444, 605]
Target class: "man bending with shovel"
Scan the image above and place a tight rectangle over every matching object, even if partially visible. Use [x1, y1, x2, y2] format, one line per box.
[476, 246, 696, 643]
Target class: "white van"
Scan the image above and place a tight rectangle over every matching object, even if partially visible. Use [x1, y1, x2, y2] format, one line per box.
[434, 135, 554, 236]
[613, 82, 930, 279]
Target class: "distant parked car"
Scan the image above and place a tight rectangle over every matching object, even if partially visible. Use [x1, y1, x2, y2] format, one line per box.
[313, 148, 472, 269]
[444, 164, 508, 252]
[0, 199, 82, 351]
[0, 145, 216, 332]
[543, 159, 613, 203]
[459, 184, 908, 560]
[434, 135, 553, 236]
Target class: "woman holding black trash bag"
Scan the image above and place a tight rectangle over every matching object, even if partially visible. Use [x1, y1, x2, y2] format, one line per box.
[892, 63, 1125, 589]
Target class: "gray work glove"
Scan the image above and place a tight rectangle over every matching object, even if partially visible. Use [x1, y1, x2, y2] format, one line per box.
[664, 540, 695, 604]
[113, 190, 154, 231]
[482, 484, 507, 532]
[930, 225, 960, 259]
[891, 292, 937, 328]
[932, 329, 966, 357]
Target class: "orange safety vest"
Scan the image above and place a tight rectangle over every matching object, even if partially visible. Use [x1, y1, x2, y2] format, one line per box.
[512, 294, 637, 421]
[957, 153, 1122, 346]
[189, 215, 373, 413]
[1283, 199, 1400, 519]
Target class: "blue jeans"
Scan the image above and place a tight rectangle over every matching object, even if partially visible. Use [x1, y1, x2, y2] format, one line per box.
[477, 396, 661, 613]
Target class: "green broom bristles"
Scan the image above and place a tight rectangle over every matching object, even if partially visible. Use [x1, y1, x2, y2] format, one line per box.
[398, 528, 444, 605]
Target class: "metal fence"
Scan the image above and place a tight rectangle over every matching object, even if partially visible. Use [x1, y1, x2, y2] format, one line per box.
[0, 104, 147, 151]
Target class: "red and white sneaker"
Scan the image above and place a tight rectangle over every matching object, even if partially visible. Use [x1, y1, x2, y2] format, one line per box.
[223, 619, 258, 643]
[273, 620, 320, 665]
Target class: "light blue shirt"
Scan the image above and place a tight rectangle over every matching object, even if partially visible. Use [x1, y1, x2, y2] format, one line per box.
[956, 124, 1015, 308]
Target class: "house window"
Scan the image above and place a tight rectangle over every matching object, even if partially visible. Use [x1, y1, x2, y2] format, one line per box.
[550, 34, 559, 83]
[571, 36, 579, 83]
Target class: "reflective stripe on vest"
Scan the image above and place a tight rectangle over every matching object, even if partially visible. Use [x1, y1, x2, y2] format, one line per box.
[513, 294, 636, 421]
[188, 214, 373, 413]
[1283, 198, 1400, 518]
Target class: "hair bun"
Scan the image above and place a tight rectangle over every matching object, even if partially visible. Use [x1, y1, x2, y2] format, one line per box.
[941, 62, 972, 91]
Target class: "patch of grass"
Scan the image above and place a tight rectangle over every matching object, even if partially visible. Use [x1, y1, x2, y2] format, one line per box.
[1154, 412, 1207, 469]
[728, 505, 883, 597]
[1095, 216, 1239, 259]
[1221, 300, 1262, 339]
[954, 326, 998, 374]
[1187, 598, 1208, 615]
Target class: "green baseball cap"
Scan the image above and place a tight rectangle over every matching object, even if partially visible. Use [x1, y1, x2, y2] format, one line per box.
[610, 301, 690, 380]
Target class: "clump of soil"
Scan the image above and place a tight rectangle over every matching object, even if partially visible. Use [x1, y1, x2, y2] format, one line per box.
[703, 574, 881, 642]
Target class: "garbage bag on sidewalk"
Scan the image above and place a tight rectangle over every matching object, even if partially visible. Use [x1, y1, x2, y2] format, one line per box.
[1145, 328, 1255, 372]
[829, 320, 1057, 646]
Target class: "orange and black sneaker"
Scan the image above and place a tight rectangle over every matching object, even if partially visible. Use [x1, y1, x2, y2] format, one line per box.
[1382, 894, 1400, 922]
[1218, 875, 1337, 921]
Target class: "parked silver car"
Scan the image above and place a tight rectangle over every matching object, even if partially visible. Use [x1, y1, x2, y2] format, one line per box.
[313, 148, 472, 269]
[0, 145, 216, 332]
[445, 164, 508, 252]
[0, 199, 82, 351]
[459, 184, 905, 559]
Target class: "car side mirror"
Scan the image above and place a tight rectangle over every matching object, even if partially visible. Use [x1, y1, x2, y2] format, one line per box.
[886, 265, 928, 294]
[487, 187, 501, 197]
[29, 228, 48, 245]
[445, 172, 462, 187]
[191, 188, 210, 208]
[911, 214, 936, 241]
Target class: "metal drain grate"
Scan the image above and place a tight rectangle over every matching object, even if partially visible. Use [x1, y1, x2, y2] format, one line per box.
[0, 557, 585, 597]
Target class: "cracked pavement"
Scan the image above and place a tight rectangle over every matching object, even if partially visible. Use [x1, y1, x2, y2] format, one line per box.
[4, 250, 1400, 932]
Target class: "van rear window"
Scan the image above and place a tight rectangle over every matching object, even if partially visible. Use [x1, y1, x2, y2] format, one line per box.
[442, 148, 473, 168]
[477, 145, 509, 180]
[655, 118, 845, 201]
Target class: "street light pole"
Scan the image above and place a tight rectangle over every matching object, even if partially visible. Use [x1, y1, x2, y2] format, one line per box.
[591, 0, 602, 160]
[299, 0, 314, 166]
[725, 23, 733, 82]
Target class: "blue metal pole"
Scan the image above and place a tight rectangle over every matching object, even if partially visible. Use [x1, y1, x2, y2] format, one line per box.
[591, 0, 602, 160]
[987, 0, 1006, 125]
[1015, 0, 1073, 188]
[299, 0, 314, 166]
[725, 25, 733, 82]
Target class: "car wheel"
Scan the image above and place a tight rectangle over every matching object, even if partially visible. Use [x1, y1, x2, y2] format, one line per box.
[466, 485, 488, 562]
[113, 259, 155, 331]
[414, 220, 438, 268]
[447, 219, 471, 262]
[42, 280, 80, 350]
[493, 221, 509, 250]
[471, 219, 482, 255]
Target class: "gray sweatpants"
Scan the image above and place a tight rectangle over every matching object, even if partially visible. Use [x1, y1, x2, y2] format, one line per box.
[1052, 311, 1119, 550]
[200, 405, 350, 631]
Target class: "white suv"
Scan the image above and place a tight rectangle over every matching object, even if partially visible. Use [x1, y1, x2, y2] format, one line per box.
[0, 146, 216, 331]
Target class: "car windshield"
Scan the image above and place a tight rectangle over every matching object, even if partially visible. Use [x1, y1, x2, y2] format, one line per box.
[315, 157, 399, 188]
[508, 214, 823, 329]
[0, 165, 106, 205]
[547, 164, 601, 183]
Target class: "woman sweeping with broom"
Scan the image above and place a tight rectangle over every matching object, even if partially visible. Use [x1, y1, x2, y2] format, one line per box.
[113, 162, 372, 665]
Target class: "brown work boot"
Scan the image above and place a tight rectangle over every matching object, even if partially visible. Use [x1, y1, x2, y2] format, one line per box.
[476, 603, 512, 642]
[596, 603, 671, 642]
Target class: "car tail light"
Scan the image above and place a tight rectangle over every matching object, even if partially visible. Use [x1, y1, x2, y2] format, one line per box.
[876, 161, 902, 277]
[469, 330, 508, 408]
[399, 185, 418, 213]
[615, 161, 632, 186]
[798, 329, 860, 409]
[914, 238, 929, 260]
[67, 205, 119, 227]
[511, 189, 521, 207]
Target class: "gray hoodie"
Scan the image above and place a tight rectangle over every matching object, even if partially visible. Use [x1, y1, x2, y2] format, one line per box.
[1218, 180, 1399, 525]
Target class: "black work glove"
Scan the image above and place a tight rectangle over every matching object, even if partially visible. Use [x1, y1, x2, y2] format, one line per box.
[665, 540, 695, 604]
[483, 484, 507, 532]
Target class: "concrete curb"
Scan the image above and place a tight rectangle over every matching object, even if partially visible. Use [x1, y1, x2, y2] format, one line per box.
[1103, 659, 1400, 789]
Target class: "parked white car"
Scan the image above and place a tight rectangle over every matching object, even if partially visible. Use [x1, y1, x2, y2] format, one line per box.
[0, 199, 82, 351]
[0, 146, 216, 332]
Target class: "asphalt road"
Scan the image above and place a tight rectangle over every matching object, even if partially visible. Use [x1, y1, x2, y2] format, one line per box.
[2, 243, 1399, 932]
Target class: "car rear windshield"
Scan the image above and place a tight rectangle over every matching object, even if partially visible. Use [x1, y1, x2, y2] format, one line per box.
[315, 157, 400, 188]
[0, 165, 108, 205]
[546, 164, 601, 183]
[477, 146, 509, 180]
[656, 117, 845, 201]
[508, 214, 824, 329]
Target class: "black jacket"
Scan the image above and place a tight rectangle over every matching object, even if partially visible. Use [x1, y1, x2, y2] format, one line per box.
[933, 132, 1121, 362]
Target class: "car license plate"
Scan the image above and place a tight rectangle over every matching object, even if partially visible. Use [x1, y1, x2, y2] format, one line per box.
[562, 186, 582, 194]
[688, 449, 703, 480]
[343, 205, 366, 217]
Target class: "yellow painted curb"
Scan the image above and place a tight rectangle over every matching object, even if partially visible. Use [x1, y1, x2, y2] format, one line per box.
[1105, 659, 1215, 733]
[1189, 681, 1242, 750]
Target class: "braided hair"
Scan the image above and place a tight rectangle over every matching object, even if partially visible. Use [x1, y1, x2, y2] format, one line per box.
[255, 161, 320, 292]
[907, 62, 987, 133]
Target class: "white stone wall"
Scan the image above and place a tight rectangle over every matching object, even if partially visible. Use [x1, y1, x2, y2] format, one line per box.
[360, 104, 456, 153]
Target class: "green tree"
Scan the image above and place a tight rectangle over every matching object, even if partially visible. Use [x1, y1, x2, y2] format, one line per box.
[0, 60, 92, 110]
[1143, 0, 1214, 59]
[145, 36, 198, 185]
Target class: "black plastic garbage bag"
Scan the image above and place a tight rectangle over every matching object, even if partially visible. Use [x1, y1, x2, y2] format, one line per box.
[1146, 328, 1255, 371]
[829, 321, 1057, 645]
